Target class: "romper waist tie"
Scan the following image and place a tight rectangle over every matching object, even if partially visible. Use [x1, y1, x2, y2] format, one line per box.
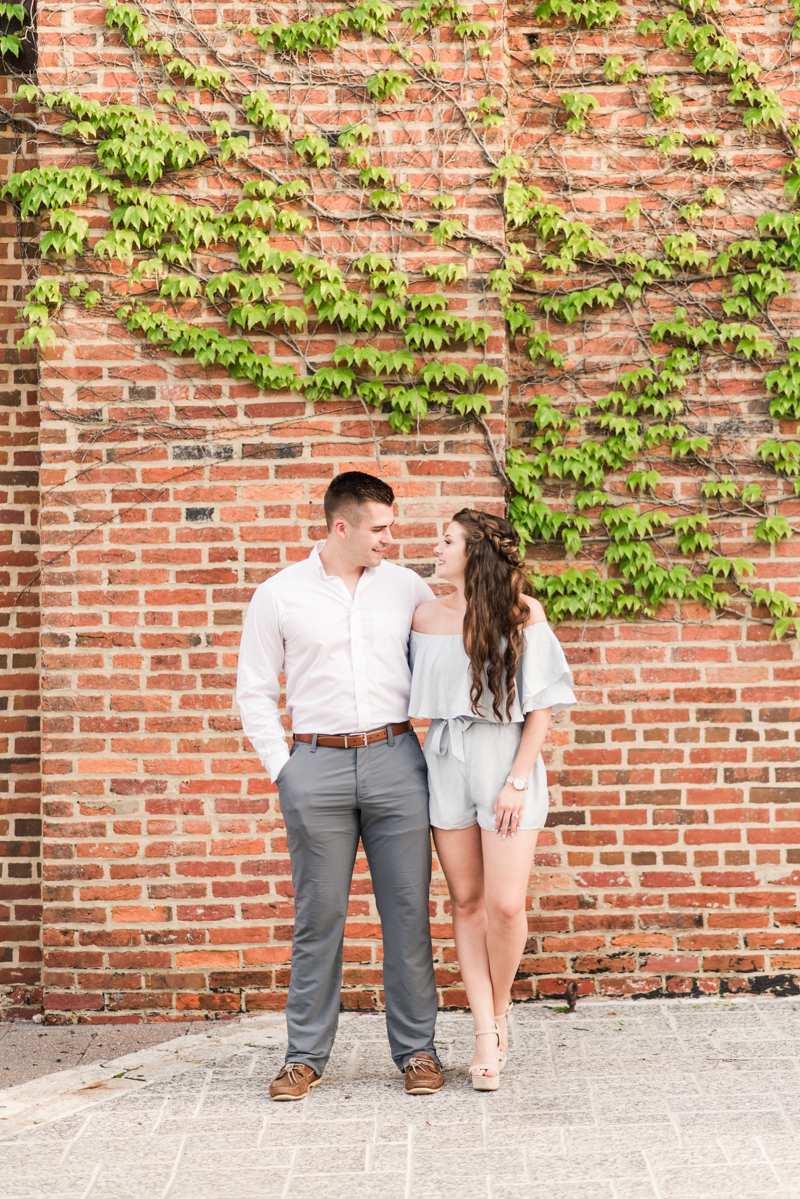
[428, 716, 495, 763]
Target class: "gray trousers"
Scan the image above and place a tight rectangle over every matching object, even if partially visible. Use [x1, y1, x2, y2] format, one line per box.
[276, 729, 439, 1075]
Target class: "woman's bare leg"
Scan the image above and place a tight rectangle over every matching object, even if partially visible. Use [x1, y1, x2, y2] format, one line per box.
[433, 826, 498, 1076]
[479, 828, 539, 1055]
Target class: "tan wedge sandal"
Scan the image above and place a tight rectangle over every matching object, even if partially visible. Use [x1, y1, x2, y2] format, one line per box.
[470, 1028, 501, 1092]
[494, 1003, 510, 1072]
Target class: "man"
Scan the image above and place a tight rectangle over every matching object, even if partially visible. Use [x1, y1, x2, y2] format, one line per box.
[237, 471, 443, 1100]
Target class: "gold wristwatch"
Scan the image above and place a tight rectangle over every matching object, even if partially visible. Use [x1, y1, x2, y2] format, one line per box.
[506, 775, 526, 791]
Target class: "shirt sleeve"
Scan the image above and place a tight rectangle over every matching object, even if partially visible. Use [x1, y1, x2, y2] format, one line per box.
[236, 583, 291, 782]
[411, 570, 436, 606]
[520, 623, 577, 715]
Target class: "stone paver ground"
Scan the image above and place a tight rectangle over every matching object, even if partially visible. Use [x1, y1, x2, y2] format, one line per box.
[0, 1023, 195, 1088]
[1, 997, 800, 1198]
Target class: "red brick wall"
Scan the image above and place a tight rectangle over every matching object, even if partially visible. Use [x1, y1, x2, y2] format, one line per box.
[502, 0, 800, 1001]
[518, 626, 800, 1002]
[33, 0, 506, 1021]
[0, 75, 40, 1020]
[11, 0, 800, 1022]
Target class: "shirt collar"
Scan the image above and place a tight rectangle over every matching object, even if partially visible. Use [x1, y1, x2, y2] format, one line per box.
[308, 541, 381, 587]
[308, 542, 328, 580]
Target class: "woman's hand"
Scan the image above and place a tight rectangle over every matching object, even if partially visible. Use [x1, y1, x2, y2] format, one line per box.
[493, 781, 525, 839]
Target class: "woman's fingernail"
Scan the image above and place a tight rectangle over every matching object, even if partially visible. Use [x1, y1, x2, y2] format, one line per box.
[501, 833, 506, 840]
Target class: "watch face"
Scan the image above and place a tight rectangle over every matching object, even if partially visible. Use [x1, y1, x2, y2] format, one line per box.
[513, 778, 526, 790]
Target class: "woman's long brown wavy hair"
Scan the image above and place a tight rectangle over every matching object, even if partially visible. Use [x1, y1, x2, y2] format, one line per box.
[452, 508, 532, 722]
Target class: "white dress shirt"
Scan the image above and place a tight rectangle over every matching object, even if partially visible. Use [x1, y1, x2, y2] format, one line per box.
[237, 543, 435, 781]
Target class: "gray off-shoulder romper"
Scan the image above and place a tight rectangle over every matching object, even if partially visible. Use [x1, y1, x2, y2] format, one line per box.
[409, 624, 576, 832]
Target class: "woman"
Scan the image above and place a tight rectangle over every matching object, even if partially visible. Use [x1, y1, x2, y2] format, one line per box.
[409, 509, 576, 1090]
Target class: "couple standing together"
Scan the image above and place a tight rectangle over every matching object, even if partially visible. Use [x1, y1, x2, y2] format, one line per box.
[237, 472, 575, 1099]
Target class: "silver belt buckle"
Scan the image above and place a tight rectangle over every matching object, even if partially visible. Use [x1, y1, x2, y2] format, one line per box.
[345, 732, 365, 749]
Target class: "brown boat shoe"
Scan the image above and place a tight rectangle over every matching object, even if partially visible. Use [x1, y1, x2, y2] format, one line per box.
[404, 1053, 444, 1094]
[269, 1061, 321, 1101]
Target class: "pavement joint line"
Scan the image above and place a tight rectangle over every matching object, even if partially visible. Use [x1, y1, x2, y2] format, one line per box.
[59, 1112, 92, 1165]
[642, 1148, 665, 1199]
[80, 1162, 102, 1199]
[543, 1020, 559, 1079]
[191, 1068, 213, 1117]
[403, 1122, 414, 1199]
[149, 1094, 170, 1136]
[663, 1096, 685, 1150]
[256, 1112, 269, 1150]
[160, 1133, 186, 1199]
[773, 1089, 797, 1136]
[344, 1043, 359, 1081]
[280, 1146, 298, 1199]
[755, 1134, 785, 1189]
[587, 1078, 601, 1132]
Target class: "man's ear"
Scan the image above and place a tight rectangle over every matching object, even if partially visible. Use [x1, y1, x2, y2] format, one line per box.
[331, 516, 350, 540]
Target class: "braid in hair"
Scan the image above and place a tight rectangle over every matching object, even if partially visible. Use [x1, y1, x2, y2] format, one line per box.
[451, 508, 532, 721]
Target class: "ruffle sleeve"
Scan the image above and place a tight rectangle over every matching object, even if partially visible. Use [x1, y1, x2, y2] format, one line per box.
[519, 623, 576, 714]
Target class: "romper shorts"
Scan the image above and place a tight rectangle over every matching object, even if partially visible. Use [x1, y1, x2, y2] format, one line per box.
[423, 717, 549, 832]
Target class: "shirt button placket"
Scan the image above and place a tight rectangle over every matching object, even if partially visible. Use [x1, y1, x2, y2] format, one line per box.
[351, 598, 370, 729]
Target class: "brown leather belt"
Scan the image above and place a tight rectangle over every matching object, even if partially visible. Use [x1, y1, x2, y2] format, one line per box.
[293, 721, 412, 749]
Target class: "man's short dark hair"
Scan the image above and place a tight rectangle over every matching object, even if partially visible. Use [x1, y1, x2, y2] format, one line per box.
[323, 471, 395, 528]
